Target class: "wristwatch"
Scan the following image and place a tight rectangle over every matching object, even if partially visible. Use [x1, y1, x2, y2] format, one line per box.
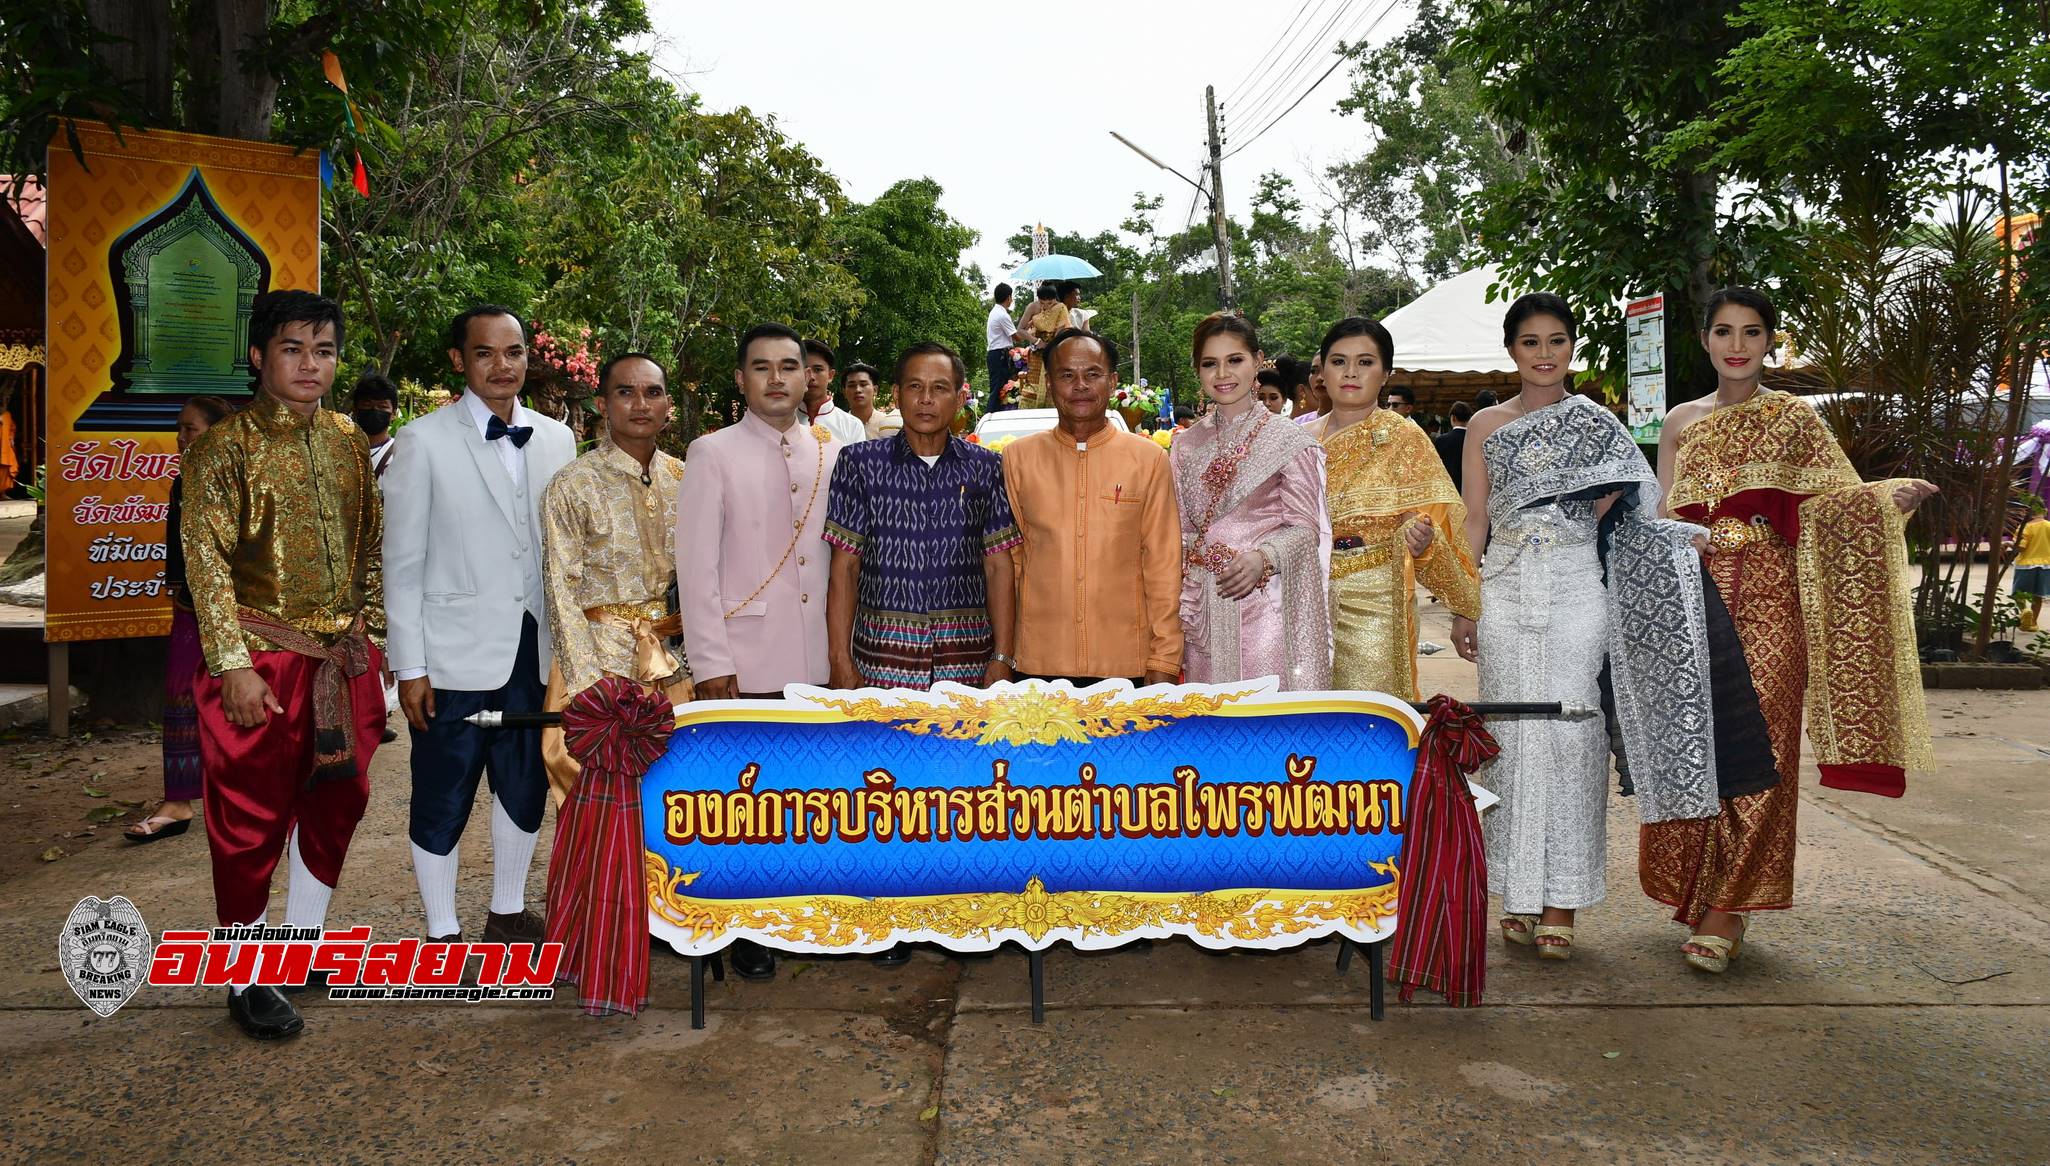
[990, 651, 1016, 668]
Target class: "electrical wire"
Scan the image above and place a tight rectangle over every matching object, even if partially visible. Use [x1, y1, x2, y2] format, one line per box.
[1222, 0, 1341, 113]
[1227, 0, 1383, 136]
[1226, 0, 1363, 132]
[1224, 0, 1401, 161]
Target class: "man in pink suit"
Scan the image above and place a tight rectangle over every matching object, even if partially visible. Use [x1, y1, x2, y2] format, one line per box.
[674, 321, 843, 980]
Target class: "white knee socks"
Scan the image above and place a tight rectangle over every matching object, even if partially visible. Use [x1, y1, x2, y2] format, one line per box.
[411, 842, 461, 938]
[489, 796, 538, 915]
[282, 828, 334, 931]
[410, 797, 541, 934]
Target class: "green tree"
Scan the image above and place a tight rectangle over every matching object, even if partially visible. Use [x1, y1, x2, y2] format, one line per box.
[1452, 0, 1803, 400]
[1328, 0, 1523, 283]
[833, 178, 985, 387]
[1660, 0, 2050, 217]
[526, 97, 862, 441]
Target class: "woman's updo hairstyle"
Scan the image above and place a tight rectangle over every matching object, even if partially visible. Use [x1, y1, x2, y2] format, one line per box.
[1700, 286, 1779, 334]
[1272, 354, 1311, 392]
[1501, 292, 1577, 348]
[1191, 311, 1262, 368]
[1317, 316, 1394, 369]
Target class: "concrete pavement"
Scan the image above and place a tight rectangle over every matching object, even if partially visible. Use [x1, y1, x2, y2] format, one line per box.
[0, 604, 2044, 1164]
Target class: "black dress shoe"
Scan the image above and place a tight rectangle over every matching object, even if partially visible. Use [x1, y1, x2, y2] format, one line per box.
[729, 939, 777, 981]
[228, 986, 304, 1040]
[483, 909, 545, 945]
[870, 945, 912, 968]
[380, 727, 399, 744]
[281, 969, 331, 995]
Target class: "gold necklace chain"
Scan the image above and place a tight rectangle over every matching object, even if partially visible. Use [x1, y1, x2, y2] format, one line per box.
[724, 425, 827, 618]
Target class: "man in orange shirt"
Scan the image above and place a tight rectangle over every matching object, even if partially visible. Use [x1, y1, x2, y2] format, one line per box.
[1002, 329, 1183, 686]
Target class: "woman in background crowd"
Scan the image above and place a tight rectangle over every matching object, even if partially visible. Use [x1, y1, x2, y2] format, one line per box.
[128, 394, 234, 844]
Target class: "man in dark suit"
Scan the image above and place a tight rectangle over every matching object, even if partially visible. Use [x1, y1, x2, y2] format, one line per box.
[1434, 400, 1474, 492]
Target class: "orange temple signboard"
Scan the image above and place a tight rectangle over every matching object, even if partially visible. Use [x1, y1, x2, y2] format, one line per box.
[43, 124, 320, 642]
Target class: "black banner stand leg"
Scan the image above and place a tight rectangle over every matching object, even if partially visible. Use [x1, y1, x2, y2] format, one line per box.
[1368, 939, 1385, 1022]
[1332, 937, 1386, 1022]
[1028, 949, 1046, 1024]
[688, 950, 727, 1031]
[690, 956, 706, 1029]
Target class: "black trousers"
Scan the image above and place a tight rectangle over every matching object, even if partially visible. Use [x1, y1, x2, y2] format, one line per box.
[407, 612, 548, 854]
[985, 349, 1013, 411]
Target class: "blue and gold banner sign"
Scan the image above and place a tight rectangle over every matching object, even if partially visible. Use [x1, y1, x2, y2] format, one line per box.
[642, 679, 1476, 956]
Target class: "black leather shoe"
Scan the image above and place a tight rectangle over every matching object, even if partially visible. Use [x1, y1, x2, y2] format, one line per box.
[870, 945, 912, 968]
[483, 909, 545, 945]
[228, 986, 304, 1040]
[281, 969, 330, 995]
[380, 727, 399, 744]
[729, 939, 777, 981]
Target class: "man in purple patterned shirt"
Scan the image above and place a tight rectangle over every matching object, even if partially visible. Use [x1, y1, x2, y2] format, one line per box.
[824, 342, 1021, 693]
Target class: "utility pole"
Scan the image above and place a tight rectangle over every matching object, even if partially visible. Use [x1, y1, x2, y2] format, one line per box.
[1205, 85, 1235, 311]
[1131, 287, 1143, 387]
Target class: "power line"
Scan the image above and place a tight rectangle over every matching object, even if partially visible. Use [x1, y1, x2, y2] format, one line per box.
[1222, 0, 1341, 112]
[1226, 0, 1362, 134]
[1225, 0, 1402, 161]
[1227, 0, 1383, 137]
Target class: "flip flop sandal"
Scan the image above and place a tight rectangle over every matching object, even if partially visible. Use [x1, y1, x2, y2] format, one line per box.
[1683, 933, 1742, 973]
[1535, 925, 1575, 960]
[125, 814, 191, 844]
[1501, 914, 1540, 946]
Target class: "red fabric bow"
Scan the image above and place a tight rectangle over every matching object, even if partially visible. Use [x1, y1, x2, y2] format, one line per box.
[1387, 694, 1498, 1008]
[544, 677, 677, 1017]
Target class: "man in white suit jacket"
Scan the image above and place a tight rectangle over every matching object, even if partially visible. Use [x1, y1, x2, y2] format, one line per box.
[383, 306, 575, 944]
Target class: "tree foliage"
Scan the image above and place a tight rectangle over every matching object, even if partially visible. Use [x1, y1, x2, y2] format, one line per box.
[1328, 0, 1523, 283]
[833, 178, 985, 386]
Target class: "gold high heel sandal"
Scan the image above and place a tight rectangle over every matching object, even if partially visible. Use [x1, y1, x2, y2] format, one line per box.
[1501, 914, 1540, 946]
[1683, 932, 1742, 973]
[1535, 925, 1574, 960]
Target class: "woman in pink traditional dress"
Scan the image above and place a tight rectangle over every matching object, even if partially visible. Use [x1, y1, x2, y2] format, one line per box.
[1171, 313, 1333, 689]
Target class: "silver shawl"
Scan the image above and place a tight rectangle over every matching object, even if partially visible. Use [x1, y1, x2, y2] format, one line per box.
[1483, 396, 1717, 823]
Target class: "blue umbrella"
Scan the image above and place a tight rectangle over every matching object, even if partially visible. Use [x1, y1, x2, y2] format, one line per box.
[1009, 254, 1103, 281]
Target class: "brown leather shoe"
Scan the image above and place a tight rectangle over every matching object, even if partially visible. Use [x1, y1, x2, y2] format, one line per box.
[483, 909, 545, 945]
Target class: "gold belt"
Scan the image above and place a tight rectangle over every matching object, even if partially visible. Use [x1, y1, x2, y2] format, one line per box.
[1708, 517, 1784, 553]
[583, 601, 682, 682]
[1330, 542, 1397, 580]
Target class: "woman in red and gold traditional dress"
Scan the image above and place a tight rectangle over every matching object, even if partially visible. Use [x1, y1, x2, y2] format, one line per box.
[1644, 287, 1937, 972]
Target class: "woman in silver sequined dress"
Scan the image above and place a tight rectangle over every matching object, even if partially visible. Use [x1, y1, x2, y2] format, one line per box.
[1455, 295, 1613, 960]
[1456, 294, 1723, 962]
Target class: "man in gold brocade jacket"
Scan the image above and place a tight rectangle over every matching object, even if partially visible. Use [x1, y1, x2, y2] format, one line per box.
[180, 290, 387, 1041]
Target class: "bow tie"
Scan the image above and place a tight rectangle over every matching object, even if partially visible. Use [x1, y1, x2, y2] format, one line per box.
[486, 414, 533, 449]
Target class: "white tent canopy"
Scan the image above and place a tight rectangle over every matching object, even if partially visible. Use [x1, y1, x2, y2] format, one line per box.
[1381, 264, 1530, 374]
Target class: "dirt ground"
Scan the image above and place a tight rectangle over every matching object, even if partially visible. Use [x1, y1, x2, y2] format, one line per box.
[0, 723, 167, 882]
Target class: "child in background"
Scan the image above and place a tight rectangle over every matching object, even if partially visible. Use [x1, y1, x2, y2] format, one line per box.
[2013, 496, 2049, 633]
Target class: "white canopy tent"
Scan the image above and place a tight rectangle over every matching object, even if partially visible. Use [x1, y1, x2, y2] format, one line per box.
[1381, 264, 1526, 374]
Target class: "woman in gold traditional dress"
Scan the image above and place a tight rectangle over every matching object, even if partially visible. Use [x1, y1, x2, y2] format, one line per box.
[1645, 287, 1936, 972]
[1310, 317, 1480, 700]
[1017, 285, 1071, 408]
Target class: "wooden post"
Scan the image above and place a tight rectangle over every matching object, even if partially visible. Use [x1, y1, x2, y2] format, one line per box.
[47, 642, 69, 738]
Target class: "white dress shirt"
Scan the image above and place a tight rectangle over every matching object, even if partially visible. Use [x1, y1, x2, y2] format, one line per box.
[461, 390, 533, 492]
[986, 303, 1017, 352]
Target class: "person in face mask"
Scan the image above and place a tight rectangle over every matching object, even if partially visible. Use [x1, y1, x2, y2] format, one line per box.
[351, 370, 403, 741]
[351, 370, 400, 478]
